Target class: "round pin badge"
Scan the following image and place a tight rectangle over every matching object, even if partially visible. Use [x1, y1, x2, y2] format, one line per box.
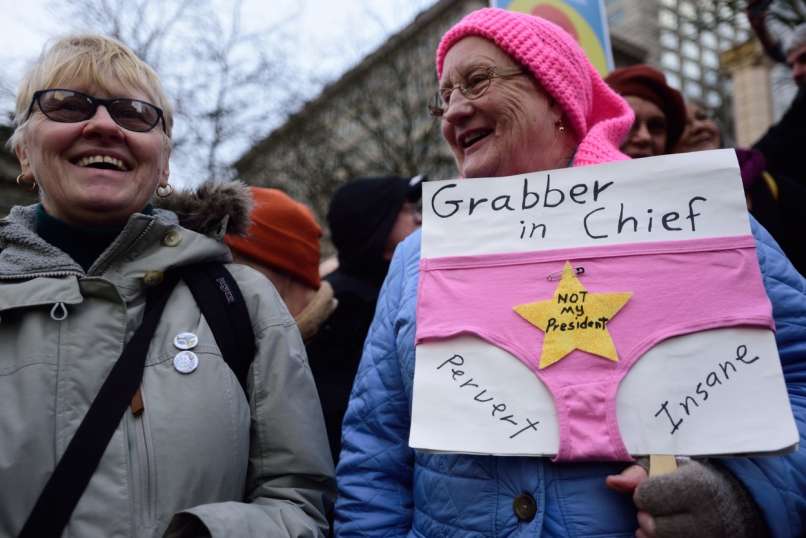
[173, 350, 199, 374]
[173, 332, 199, 350]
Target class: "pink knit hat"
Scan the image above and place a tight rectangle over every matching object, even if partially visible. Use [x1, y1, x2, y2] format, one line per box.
[436, 8, 633, 167]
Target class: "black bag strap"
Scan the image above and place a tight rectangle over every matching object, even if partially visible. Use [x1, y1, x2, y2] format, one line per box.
[180, 262, 255, 396]
[19, 272, 182, 538]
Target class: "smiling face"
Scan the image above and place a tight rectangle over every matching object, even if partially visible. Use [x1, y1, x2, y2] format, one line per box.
[674, 101, 720, 153]
[16, 80, 170, 226]
[621, 96, 667, 159]
[439, 37, 573, 178]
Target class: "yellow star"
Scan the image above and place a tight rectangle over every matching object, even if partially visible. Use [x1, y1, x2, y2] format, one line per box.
[514, 262, 632, 369]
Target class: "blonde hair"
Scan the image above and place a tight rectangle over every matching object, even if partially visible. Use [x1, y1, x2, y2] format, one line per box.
[9, 34, 173, 150]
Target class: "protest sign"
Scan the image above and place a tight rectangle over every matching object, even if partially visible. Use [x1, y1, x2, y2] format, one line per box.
[410, 150, 798, 458]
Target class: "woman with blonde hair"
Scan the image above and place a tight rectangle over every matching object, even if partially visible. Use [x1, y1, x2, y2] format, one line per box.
[1, 34, 334, 537]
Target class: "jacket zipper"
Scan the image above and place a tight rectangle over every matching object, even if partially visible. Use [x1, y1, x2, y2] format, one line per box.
[0, 270, 82, 280]
[129, 396, 155, 532]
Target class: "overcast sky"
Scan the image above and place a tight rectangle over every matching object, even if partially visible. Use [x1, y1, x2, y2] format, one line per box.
[0, 0, 436, 95]
[0, 0, 438, 183]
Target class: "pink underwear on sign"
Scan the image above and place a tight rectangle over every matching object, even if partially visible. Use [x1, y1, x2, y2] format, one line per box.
[416, 235, 773, 461]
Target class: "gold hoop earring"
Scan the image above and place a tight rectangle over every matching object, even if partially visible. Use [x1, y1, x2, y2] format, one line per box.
[16, 173, 38, 191]
[156, 183, 174, 198]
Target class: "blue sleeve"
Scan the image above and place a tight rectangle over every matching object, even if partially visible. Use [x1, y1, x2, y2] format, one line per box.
[334, 246, 414, 537]
[721, 218, 806, 537]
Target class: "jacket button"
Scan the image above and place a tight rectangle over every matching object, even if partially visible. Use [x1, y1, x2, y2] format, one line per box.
[143, 271, 164, 286]
[513, 493, 537, 522]
[163, 229, 182, 247]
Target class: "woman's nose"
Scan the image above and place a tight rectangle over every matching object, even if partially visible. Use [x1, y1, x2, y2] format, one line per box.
[631, 122, 651, 144]
[81, 105, 124, 139]
[442, 90, 474, 122]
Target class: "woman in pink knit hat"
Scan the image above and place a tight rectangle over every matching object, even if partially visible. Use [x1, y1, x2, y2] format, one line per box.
[336, 7, 804, 538]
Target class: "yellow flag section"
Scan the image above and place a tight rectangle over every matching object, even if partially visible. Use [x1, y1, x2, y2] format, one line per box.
[514, 262, 632, 368]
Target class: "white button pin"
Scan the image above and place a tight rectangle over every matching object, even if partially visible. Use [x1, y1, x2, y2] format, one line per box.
[173, 350, 199, 374]
[173, 332, 199, 350]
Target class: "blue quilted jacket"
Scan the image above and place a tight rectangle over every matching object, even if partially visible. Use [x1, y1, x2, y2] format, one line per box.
[335, 219, 806, 537]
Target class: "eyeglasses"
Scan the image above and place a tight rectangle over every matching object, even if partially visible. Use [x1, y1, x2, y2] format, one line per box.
[429, 66, 525, 117]
[26, 89, 166, 133]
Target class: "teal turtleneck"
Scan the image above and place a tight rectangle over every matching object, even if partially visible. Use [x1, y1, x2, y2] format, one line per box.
[35, 204, 153, 272]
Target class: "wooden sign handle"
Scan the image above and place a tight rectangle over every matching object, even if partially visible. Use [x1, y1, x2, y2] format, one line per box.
[649, 454, 678, 477]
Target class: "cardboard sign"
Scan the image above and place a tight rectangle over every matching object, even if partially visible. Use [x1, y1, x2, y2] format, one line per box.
[410, 150, 798, 458]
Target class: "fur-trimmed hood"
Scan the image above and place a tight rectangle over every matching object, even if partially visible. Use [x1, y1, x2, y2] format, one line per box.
[155, 180, 253, 237]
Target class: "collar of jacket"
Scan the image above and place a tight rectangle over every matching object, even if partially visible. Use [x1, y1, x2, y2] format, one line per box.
[295, 281, 337, 342]
[0, 180, 252, 281]
[0, 208, 232, 306]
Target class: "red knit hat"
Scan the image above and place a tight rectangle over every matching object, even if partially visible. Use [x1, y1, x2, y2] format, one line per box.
[436, 8, 633, 167]
[604, 64, 686, 151]
[225, 187, 322, 289]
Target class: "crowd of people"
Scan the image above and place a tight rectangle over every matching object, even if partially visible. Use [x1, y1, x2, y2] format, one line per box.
[0, 5, 804, 538]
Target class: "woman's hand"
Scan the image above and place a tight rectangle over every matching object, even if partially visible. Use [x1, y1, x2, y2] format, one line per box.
[606, 459, 769, 538]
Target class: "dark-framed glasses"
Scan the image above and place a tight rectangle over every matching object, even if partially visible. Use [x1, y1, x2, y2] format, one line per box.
[26, 88, 166, 133]
[429, 66, 525, 117]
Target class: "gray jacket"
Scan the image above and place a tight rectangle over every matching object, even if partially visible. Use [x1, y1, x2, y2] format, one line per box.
[0, 186, 335, 537]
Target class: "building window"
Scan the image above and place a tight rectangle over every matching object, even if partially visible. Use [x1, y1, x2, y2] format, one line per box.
[659, 9, 676, 28]
[681, 21, 697, 37]
[682, 40, 700, 60]
[702, 49, 719, 69]
[718, 22, 734, 40]
[706, 90, 721, 108]
[661, 51, 681, 71]
[682, 60, 701, 79]
[661, 31, 679, 49]
[679, 1, 696, 19]
[701, 31, 717, 49]
[685, 80, 703, 98]
[704, 69, 719, 86]
[659, 0, 675, 7]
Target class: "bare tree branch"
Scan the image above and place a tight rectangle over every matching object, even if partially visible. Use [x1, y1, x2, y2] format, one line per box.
[49, 0, 303, 185]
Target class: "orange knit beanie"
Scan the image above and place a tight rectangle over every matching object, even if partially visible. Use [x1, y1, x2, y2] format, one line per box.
[225, 187, 322, 289]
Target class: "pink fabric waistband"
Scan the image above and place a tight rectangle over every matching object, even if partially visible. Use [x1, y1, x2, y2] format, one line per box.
[420, 235, 757, 271]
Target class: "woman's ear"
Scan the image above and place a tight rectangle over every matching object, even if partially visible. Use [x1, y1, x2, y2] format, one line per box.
[15, 145, 32, 180]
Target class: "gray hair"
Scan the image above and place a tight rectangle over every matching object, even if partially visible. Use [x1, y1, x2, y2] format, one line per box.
[787, 23, 806, 56]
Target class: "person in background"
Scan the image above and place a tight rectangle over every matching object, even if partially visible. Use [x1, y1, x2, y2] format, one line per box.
[605, 64, 686, 159]
[306, 175, 422, 463]
[225, 187, 337, 341]
[335, 7, 806, 538]
[674, 98, 806, 275]
[1, 34, 334, 537]
[752, 22, 806, 184]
